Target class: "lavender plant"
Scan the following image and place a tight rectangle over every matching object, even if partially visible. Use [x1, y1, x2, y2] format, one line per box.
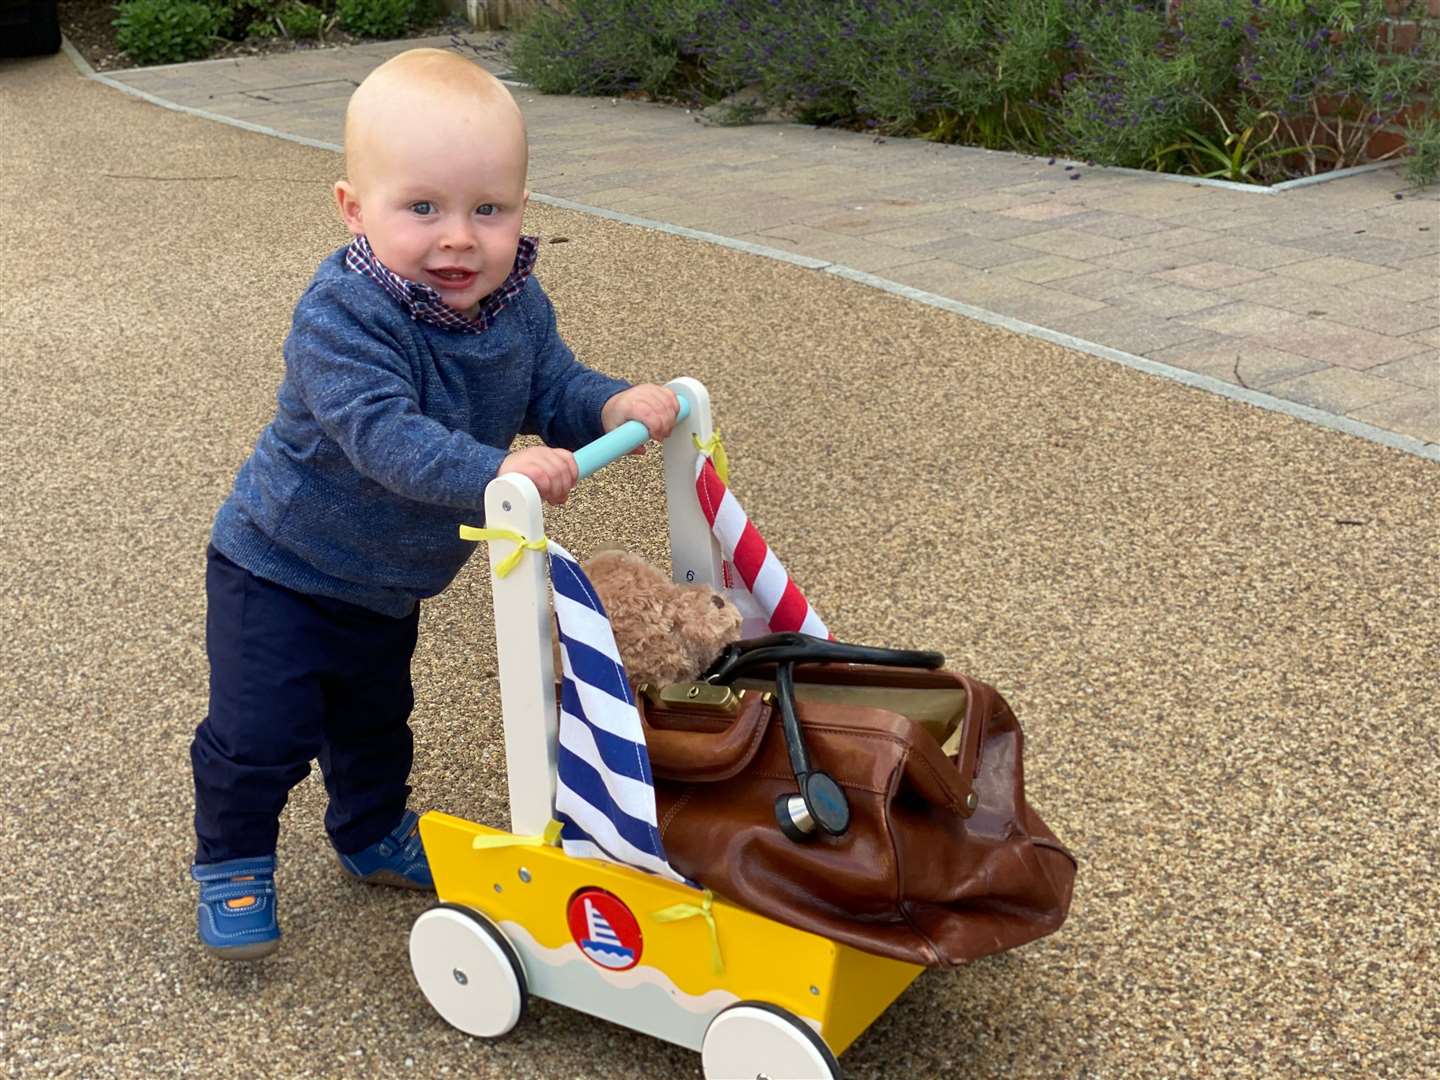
[509, 0, 1438, 184]
[511, 0, 714, 98]
[1239, 0, 1439, 175]
[1403, 116, 1440, 185]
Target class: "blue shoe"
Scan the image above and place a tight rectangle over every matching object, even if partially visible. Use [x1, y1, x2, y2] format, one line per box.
[335, 809, 434, 891]
[191, 856, 280, 960]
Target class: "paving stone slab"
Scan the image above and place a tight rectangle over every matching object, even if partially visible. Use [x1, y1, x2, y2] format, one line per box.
[1091, 247, 1210, 275]
[1289, 231, 1440, 267]
[1146, 340, 1331, 388]
[1153, 261, 1274, 290]
[1012, 228, 1137, 260]
[738, 226, 929, 274]
[1367, 352, 1439, 390]
[1181, 301, 1312, 336]
[907, 234, 1040, 270]
[879, 258, 994, 295]
[1111, 283, 1231, 317]
[1003, 255, 1098, 284]
[1215, 278, 1440, 337]
[930, 276, 1110, 324]
[1053, 268, 1164, 301]
[1281, 256, 1400, 286]
[1346, 270, 1440, 304]
[1264, 367, 1417, 413]
[1346, 387, 1440, 443]
[1126, 225, 1225, 249]
[1049, 307, 1216, 355]
[1171, 238, 1317, 271]
[1244, 318, 1434, 370]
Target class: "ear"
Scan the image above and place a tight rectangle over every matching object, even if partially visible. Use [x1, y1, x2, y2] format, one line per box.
[335, 180, 364, 236]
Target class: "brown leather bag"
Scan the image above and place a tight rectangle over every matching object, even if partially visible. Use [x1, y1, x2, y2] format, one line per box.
[636, 636, 1077, 968]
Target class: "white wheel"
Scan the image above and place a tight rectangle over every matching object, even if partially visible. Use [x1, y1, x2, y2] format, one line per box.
[410, 904, 526, 1038]
[702, 1001, 841, 1080]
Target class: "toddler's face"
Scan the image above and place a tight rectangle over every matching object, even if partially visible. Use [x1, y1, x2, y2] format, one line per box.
[338, 108, 529, 318]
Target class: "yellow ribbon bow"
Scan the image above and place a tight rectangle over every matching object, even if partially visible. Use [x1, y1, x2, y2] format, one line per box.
[459, 525, 548, 577]
[470, 819, 563, 851]
[652, 888, 724, 974]
[693, 431, 730, 486]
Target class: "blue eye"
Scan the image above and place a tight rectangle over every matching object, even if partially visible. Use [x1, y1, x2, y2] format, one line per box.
[410, 202, 435, 216]
[476, 204, 497, 217]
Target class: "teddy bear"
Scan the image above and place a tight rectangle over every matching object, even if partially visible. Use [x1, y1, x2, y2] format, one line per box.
[557, 548, 744, 688]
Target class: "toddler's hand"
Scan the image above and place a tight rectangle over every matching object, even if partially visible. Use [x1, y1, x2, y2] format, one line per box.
[498, 446, 579, 506]
[602, 384, 681, 445]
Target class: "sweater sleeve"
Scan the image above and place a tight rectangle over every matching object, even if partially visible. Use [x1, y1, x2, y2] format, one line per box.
[287, 285, 505, 511]
[519, 280, 631, 451]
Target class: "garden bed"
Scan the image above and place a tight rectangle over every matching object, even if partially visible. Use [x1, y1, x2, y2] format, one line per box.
[509, 0, 1440, 188]
[59, 0, 470, 72]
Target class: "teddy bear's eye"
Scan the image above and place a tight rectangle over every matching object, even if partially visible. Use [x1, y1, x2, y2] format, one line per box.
[711, 595, 725, 609]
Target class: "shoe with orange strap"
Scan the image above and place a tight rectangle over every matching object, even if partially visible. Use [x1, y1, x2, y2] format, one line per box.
[191, 855, 280, 960]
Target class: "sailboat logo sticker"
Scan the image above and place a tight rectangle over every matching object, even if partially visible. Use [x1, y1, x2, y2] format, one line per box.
[567, 888, 642, 971]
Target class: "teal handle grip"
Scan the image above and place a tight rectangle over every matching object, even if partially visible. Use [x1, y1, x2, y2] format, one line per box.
[574, 394, 690, 480]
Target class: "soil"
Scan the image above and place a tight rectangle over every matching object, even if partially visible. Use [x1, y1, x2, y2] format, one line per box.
[59, 0, 488, 72]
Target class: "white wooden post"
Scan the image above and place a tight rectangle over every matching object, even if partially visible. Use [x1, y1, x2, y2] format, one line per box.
[662, 377, 725, 591]
[483, 472, 558, 837]
[483, 377, 720, 836]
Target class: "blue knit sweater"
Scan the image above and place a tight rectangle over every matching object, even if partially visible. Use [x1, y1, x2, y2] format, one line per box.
[211, 247, 629, 616]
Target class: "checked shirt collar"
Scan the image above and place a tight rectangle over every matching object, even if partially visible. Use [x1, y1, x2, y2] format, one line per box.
[344, 233, 539, 334]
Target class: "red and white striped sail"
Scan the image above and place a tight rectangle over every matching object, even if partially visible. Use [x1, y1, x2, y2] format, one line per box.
[694, 457, 830, 639]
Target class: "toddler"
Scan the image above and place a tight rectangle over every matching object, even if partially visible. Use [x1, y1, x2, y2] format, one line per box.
[190, 48, 677, 959]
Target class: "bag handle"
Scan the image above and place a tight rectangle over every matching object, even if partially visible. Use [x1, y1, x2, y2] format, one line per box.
[703, 632, 945, 685]
[702, 634, 943, 843]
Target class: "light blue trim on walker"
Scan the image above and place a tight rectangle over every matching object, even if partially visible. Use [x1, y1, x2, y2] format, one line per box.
[575, 396, 691, 479]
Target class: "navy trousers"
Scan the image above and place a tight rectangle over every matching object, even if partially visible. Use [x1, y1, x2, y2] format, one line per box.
[191, 546, 420, 864]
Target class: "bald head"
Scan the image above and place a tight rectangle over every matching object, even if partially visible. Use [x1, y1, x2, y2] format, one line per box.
[344, 49, 527, 192]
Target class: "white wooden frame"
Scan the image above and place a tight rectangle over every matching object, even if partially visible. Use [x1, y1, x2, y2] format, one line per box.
[483, 377, 724, 835]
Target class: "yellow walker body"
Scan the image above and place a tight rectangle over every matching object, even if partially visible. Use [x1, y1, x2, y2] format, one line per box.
[409, 379, 922, 1078]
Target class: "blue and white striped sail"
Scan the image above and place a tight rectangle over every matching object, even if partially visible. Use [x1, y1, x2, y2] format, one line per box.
[548, 541, 684, 883]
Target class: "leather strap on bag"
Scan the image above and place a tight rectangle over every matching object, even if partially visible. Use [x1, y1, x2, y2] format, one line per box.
[639, 690, 775, 782]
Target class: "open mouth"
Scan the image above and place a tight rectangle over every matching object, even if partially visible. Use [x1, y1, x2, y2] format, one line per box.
[428, 268, 478, 289]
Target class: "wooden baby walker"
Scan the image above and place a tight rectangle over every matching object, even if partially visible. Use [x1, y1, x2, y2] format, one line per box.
[408, 378, 921, 1079]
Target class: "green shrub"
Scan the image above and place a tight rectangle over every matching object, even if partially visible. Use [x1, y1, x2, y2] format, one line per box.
[700, 0, 1066, 146]
[336, 0, 419, 38]
[113, 0, 220, 64]
[1239, 0, 1439, 175]
[510, 0, 1438, 184]
[278, 1, 326, 38]
[511, 0, 711, 98]
[1403, 116, 1440, 187]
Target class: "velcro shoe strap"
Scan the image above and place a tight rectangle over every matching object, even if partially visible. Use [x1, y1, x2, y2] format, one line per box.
[199, 879, 276, 905]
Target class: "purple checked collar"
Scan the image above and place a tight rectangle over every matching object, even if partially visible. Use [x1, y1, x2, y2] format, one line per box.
[344, 233, 539, 334]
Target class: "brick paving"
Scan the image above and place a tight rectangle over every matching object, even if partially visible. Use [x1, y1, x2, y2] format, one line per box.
[98, 34, 1439, 454]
